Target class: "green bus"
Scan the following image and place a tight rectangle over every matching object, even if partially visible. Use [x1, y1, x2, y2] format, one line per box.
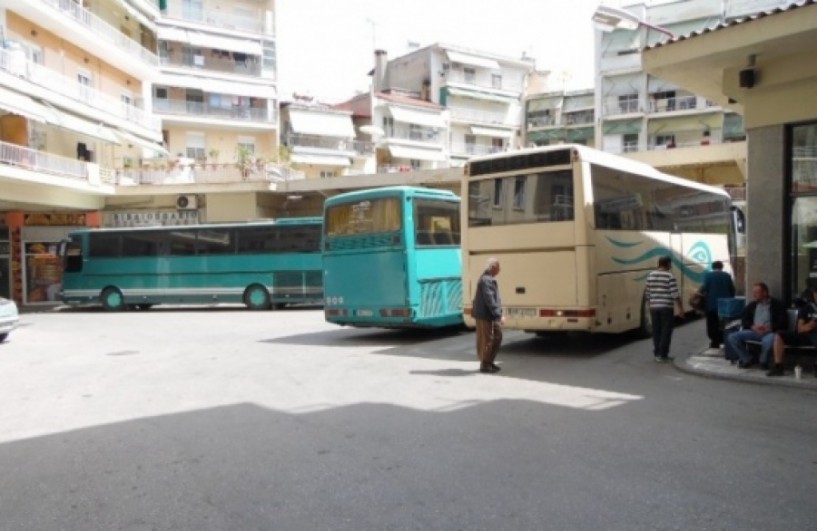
[60, 218, 322, 311]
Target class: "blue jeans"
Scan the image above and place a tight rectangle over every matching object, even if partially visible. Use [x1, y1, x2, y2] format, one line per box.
[726, 329, 775, 364]
[650, 307, 675, 358]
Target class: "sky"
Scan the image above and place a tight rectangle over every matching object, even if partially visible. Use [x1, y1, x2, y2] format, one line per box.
[276, 0, 608, 104]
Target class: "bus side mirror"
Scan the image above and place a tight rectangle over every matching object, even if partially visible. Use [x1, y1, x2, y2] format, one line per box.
[57, 240, 68, 257]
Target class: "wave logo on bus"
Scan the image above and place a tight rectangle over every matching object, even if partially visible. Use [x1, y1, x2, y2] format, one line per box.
[606, 237, 711, 283]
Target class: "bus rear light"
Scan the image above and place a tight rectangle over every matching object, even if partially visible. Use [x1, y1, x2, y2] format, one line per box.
[539, 309, 596, 318]
[379, 308, 411, 318]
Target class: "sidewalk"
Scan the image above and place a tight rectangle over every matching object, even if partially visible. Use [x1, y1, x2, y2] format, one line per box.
[675, 345, 817, 390]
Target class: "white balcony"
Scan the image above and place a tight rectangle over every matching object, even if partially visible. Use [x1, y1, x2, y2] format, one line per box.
[34, 0, 158, 69]
[0, 139, 114, 186]
[449, 106, 516, 126]
[383, 126, 444, 146]
[0, 48, 159, 132]
[154, 99, 275, 123]
[160, 3, 269, 34]
[117, 162, 303, 185]
[445, 70, 523, 93]
[285, 134, 373, 156]
[450, 142, 505, 157]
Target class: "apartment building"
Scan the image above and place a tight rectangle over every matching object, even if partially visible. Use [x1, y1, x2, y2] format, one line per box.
[594, 0, 750, 186]
[0, 0, 163, 304]
[525, 88, 596, 149]
[381, 44, 533, 166]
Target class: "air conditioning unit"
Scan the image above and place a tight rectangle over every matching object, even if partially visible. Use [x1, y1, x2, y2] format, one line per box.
[176, 194, 198, 210]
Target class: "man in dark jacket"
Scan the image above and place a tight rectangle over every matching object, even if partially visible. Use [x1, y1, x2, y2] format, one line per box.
[700, 261, 736, 348]
[472, 257, 504, 374]
[725, 282, 787, 368]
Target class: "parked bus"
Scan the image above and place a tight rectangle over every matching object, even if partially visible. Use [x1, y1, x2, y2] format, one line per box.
[462, 144, 735, 335]
[322, 186, 463, 328]
[60, 217, 323, 311]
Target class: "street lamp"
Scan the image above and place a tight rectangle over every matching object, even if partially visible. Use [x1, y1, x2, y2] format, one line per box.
[592, 4, 675, 39]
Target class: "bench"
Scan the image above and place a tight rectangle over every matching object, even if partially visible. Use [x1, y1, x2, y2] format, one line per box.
[743, 308, 817, 371]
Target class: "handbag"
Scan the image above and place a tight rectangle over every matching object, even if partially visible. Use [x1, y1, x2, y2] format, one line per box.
[689, 291, 707, 314]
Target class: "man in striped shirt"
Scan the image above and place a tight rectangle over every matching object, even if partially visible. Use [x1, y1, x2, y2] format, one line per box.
[645, 255, 685, 362]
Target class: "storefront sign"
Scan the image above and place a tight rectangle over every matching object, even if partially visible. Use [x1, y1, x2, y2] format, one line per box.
[24, 213, 87, 226]
[104, 210, 200, 227]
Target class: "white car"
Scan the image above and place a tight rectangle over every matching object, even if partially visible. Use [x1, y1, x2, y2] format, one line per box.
[0, 297, 19, 342]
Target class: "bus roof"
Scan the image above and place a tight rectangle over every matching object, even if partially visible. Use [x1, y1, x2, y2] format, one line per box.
[68, 217, 322, 234]
[467, 144, 731, 199]
[324, 186, 459, 207]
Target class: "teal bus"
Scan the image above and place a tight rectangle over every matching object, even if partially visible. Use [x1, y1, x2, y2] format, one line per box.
[322, 186, 463, 328]
[60, 217, 323, 311]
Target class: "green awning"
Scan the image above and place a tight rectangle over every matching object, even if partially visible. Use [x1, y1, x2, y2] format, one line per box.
[647, 114, 721, 134]
[447, 87, 513, 104]
[567, 126, 594, 141]
[528, 129, 567, 142]
[602, 119, 642, 135]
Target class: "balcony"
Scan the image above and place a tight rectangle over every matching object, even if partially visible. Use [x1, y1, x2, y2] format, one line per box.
[527, 114, 556, 128]
[0, 48, 158, 131]
[445, 70, 523, 93]
[449, 106, 515, 126]
[0, 139, 114, 185]
[37, 0, 158, 66]
[285, 133, 373, 156]
[649, 95, 700, 113]
[160, 52, 262, 77]
[605, 97, 643, 116]
[161, 3, 268, 34]
[383, 126, 443, 146]
[154, 98, 274, 123]
[117, 162, 303, 185]
[450, 142, 505, 157]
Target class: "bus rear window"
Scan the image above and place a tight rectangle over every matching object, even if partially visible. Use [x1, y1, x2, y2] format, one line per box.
[326, 197, 402, 236]
[415, 200, 460, 246]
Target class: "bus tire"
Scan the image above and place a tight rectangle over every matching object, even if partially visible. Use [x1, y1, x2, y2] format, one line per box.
[244, 284, 271, 310]
[639, 296, 653, 338]
[100, 287, 125, 312]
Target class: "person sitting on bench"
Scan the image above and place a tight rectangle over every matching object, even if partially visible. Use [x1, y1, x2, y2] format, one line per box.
[726, 282, 787, 369]
[767, 286, 817, 377]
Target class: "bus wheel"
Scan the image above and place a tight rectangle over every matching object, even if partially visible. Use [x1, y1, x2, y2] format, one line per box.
[639, 297, 653, 338]
[244, 285, 271, 310]
[101, 287, 125, 312]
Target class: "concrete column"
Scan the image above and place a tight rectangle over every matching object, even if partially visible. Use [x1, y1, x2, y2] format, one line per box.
[746, 124, 785, 297]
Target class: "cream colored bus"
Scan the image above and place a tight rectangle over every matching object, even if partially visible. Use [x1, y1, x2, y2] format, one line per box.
[461, 144, 736, 335]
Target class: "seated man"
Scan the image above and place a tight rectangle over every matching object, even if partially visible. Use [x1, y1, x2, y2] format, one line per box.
[725, 282, 787, 368]
[767, 287, 817, 377]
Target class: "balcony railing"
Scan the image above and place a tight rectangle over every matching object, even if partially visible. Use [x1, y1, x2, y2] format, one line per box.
[0, 139, 113, 184]
[39, 0, 158, 66]
[0, 48, 158, 130]
[161, 3, 267, 34]
[383, 127, 444, 146]
[605, 98, 643, 116]
[450, 106, 516, 126]
[117, 163, 303, 185]
[285, 133, 373, 155]
[527, 115, 556, 128]
[649, 95, 700, 113]
[160, 53, 262, 77]
[445, 70, 523, 93]
[154, 99, 274, 123]
[450, 142, 505, 156]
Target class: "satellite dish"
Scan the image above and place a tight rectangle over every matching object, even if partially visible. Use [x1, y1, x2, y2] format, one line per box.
[359, 125, 385, 136]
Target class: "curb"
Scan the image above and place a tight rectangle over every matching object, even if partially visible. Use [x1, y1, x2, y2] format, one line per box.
[673, 349, 817, 391]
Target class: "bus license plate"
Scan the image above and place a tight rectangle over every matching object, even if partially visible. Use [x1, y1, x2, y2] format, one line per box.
[507, 308, 536, 318]
[356, 309, 373, 317]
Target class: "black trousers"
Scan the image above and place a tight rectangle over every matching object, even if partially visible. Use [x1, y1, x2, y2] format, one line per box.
[650, 307, 675, 358]
[705, 310, 722, 348]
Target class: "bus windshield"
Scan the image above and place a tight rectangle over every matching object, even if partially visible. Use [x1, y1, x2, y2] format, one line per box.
[325, 197, 402, 236]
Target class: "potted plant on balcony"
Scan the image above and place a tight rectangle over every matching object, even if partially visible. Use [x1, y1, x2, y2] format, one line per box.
[235, 145, 253, 180]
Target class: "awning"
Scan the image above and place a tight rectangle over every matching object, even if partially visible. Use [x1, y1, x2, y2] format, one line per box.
[447, 87, 513, 104]
[388, 145, 445, 161]
[647, 114, 721, 134]
[388, 106, 445, 128]
[566, 126, 594, 141]
[470, 126, 514, 139]
[0, 87, 54, 123]
[528, 129, 566, 142]
[290, 153, 351, 166]
[602, 119, 642, 135]
[44, 104, 119, 143]
[115, 130, 169, 155]
[116, 0, 156, 32]
[289, 110, 355, 137]
[158, 74, 276, 98]
[157, 26, 262, 55]
[446, 50, 500, 70]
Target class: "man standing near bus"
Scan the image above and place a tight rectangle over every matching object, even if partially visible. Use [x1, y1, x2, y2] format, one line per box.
[645, 255, 684, 362]
[473, 257, 504, 373]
